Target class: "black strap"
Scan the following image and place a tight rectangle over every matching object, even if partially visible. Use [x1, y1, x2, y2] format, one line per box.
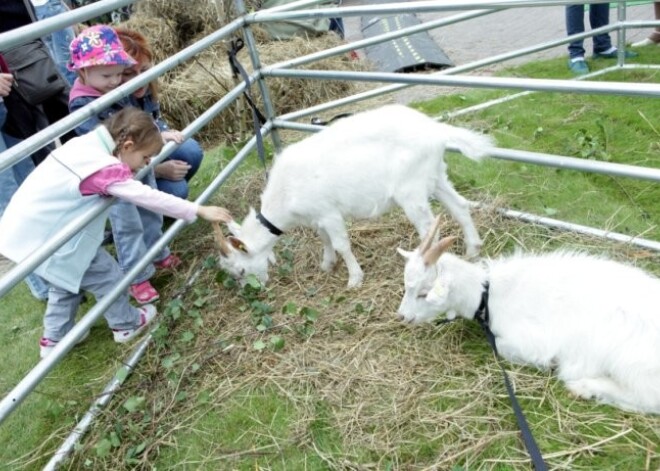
[227, 38, 268, 176]
[474, 283, 548, 471]
[256, 212, 283, 236]
[310, 112, 353, 126]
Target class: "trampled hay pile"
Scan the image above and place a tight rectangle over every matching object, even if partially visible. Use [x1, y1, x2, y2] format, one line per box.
[62, 171, 660, 470]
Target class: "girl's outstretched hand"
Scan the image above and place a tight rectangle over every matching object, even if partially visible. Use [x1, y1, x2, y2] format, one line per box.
[197, 206, 233, 223]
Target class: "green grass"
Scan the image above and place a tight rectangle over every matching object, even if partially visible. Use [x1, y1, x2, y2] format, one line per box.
[0, 46, 659, 470]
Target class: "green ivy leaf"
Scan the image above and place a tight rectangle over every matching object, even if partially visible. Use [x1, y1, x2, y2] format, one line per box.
[161, 352, 181, 369]
[203, 256, 217, 269]
[197, 390, 211, 404]
[110, 431, 121, 447]
[95, 438, 112, 458]
[253, 340, 266, 351]
[282, 301, 297, 315]
[270, 335, 285, 351]
[300, 307, 319, 322]
[193, 297, 207, 308]
[245, 274, 262, 289]
[176, 391, 188, 402]
[122, 396, 146, 413]
[180, 331, 195, 343]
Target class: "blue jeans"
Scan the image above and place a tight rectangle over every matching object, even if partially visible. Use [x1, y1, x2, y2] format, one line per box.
[566, 4, 613, 59]
[109, 168, 169, 285]
[156, 138, 204, 200]
[0, 104, 51, 301]
[33, 0, 77, 86]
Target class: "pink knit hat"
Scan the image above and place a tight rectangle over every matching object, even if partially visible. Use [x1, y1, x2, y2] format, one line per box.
[68, 25, 137, 71]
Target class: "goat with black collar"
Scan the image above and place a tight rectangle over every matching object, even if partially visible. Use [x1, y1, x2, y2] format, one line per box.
[397, 217, 660, 414]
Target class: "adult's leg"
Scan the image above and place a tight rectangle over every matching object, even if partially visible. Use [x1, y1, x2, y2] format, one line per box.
[652, 2, 660, 40]
[33, 0, 77, 85]
[566, 4, 587, 58]
[156, 138, 204, 199]
[590, 2, 612, 54]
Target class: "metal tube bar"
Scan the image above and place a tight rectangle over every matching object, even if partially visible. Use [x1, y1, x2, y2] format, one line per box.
[265, 68, 660, 97]
[0, 79, 248, 299]
[43, 262, 211, 470]
[487, 148, 660, 183]
[0, 19, 244, 174]
[0, 120, 271, 424]
[42, 336, 152, 471]
[268, 9, 497, 70]
[250, 0, 614, 22]
[234, 0, 283, 151]
[272, 119, 660, 183]
[0, 0, 134, 51]
[489, 206, 660, 252]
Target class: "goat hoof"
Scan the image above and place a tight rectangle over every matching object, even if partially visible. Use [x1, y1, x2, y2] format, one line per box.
[465, 245, 482, 259]
[320, 259, 336, 272]
[346, 276, 363, 289]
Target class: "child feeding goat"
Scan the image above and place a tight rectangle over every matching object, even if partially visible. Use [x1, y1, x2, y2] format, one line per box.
[397, 218, 660, 414]
[216, 104, 493, 288]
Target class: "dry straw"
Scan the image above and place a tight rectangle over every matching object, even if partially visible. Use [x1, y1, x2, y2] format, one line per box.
[63, 169, 660, 469]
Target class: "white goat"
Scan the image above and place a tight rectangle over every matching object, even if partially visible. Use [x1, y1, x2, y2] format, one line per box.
[216, 104, 493, 288]
[397, 221, 660, 414]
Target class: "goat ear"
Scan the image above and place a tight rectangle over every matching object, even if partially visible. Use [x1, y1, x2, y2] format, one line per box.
[228, 236, 249, 253]
[397, 247, 413, 259]
[422, 236, 457, 266]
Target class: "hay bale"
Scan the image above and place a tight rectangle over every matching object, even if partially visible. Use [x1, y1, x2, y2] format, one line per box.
[133, 0, 222, 47]
[121, 0, 388, 144]
[118, 16, 179, 65]
[157, 35, 374, 143]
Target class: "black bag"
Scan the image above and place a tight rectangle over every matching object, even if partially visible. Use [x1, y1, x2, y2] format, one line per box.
[4, 39, 69, 106]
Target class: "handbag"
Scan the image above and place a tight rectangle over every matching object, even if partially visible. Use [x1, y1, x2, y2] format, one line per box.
[3, 39, 68, 106]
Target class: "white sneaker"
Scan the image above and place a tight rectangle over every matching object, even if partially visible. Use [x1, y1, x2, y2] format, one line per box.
[112, 304, 158, 343]
[39, 329, 90, 359]
[631, 37, 659, 48]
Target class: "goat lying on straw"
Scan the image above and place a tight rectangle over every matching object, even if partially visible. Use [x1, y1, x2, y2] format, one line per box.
[397, 218, 660, 414]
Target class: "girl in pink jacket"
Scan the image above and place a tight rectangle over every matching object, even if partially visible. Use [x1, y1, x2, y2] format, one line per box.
[0, 107, 231, 358]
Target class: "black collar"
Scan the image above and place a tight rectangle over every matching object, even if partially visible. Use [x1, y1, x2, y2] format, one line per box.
[256, 211, 283, 236]
[473, 281, 490, 326]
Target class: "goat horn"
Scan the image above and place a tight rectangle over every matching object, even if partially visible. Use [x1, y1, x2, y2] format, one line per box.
[419, 216, 443, 255]
[423, 236, 458, 266]
[211, 221, 231, 256]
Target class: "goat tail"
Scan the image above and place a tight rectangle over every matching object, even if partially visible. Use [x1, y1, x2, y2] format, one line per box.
[442, 124, 495, 162]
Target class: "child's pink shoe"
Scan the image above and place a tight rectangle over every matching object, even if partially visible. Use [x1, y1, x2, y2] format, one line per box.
[154, 254, 181, 270]
[112, 305, 158, 343]
[129, 280, 159, 304]
[39, 330, 90, 359]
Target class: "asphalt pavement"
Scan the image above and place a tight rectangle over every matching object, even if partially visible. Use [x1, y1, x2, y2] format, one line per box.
[342, 1, 655, 102]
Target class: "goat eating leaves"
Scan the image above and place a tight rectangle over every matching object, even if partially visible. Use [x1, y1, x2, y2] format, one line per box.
[397, 218, 660, 414]
[216, 104, 493, 288]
